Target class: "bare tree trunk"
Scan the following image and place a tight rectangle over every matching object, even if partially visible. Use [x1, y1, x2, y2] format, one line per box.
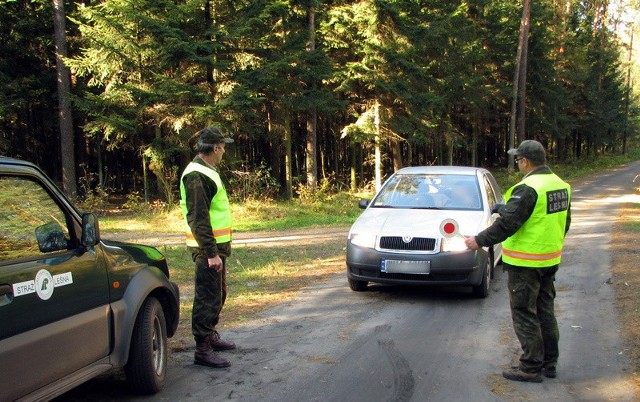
[350, 142, 357, 191]
[471, 117, 478, 166]
[391, 140, 403, 171]
[205, 0, 216, 96]
[305, 5, 318, 189]
[374, 101, 382, 191]
[623, 26, 633, 155]
[53, 0, 76, 195]
[283, 112, 293, 199]
[517, 17, 529, 141]
[508, 0, 531, 169]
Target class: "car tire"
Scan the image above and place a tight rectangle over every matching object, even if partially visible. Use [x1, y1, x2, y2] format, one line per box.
[472, 257, 491, 298]
[125, 297, 168, 395]
[348, 278, 368, 291]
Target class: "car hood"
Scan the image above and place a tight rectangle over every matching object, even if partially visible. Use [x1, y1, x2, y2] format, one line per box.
[350, 208, 488, 238]
[100, 239, 170, 278]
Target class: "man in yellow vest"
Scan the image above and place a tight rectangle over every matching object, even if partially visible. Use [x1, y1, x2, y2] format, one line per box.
[180, 126, 236, 368]
[465, 140, 571, 383]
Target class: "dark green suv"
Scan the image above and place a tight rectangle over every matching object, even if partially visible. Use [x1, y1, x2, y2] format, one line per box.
[0, 157, 180, 401]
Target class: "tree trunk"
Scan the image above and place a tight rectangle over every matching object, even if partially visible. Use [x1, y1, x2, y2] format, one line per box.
[305, 5, 318, 189]
[508, 0, 531, 170]
[623, 26, 633, 155]
[283, 112, 293, 199]
[53, 0, 76, 195]
[391, 140, 403, 171]
[350, 141, 357, 192]
[517, 14, 530, 141]
[142, 153, 150, 203]
[374, 101, 382, 191]
[471, 118, 478, 166]
[205, 0, 216, 96]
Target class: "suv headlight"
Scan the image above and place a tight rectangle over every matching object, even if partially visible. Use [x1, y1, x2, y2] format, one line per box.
[349, 232, 377, 249]
[441, 236, 468, 252]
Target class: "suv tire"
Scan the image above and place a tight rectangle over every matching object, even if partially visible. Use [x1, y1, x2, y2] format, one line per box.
[125, 297, 167, 394]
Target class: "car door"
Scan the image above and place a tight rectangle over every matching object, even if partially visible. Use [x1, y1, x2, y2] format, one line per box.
[0, 173, 111, 400]
[482, 173, 504, 262]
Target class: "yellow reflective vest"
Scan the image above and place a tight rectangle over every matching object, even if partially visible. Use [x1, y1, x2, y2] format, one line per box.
[179, 162, 232, 247]
[502, 173, 570, 268]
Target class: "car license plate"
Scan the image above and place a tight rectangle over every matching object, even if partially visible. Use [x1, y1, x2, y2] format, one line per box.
[381, 259, 431, 274]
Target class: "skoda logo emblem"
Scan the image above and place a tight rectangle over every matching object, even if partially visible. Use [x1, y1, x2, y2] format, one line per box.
[402, 236, 413, 243]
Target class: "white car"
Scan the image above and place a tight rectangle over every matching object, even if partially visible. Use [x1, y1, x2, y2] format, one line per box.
[346, 166, 504, 298]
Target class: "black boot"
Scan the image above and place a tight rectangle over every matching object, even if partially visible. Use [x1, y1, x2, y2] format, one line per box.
[194, 340, 231, 368]
[209, 330, 236, 351]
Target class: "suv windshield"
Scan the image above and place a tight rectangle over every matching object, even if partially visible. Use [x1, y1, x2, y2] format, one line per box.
[371, 173, 482, 211]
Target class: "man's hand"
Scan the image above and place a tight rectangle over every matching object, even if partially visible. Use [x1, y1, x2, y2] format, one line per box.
[465, 236, 480, 250]
[208, 255, 223, 272]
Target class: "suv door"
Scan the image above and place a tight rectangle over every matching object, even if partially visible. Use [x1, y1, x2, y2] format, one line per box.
[0, 174, 111, 400]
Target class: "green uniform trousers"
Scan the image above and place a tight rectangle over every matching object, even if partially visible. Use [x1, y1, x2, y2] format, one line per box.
[506, 262, 560, 373]
[192, 253, 228, 342]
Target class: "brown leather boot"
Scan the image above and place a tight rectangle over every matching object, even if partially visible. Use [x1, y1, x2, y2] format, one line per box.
[209, 330, 236, 351]
[194, 340, 230, 368]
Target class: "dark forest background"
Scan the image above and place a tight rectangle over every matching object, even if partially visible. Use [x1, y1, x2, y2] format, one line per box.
[1, 0, 638, 202]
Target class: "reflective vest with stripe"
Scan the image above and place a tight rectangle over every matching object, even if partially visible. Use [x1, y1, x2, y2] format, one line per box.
[502, 173, 570, 268]
[179, 162, 232, 247]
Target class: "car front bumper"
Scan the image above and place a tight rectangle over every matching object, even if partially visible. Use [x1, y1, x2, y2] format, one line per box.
[346, 242, 488, 287]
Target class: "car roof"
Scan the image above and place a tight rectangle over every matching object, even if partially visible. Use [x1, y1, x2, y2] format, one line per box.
[394, 166, 488, 175]
[0, 156, 38, 168]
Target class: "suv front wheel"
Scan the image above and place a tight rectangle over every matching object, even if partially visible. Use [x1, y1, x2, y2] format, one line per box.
[125, 297, 168, 394]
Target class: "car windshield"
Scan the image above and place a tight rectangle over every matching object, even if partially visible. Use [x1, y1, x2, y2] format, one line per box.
[371, 173, 482, 210]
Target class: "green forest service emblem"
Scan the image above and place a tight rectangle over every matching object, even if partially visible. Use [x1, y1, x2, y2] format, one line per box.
[35, 269, 54, 300]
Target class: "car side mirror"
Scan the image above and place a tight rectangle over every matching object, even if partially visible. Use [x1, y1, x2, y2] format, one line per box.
[358, 199, 370, 209]
[81, 213, 100, 247]
[35, 222, 69, 253]
[491, 202, 505, 214]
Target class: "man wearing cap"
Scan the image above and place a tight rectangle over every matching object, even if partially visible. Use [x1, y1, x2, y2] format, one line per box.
[180, 125, 236, 368]
[465, 140, 571, 383]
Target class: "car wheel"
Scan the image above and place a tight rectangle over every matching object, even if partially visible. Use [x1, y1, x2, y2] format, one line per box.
[125, 297, 167, 394]
[348, 278, 368, 291]
[472, 257, 491, 298]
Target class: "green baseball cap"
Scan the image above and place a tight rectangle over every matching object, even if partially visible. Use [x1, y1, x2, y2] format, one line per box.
[508, 140, 546, 164]
[198, 126, 234, 145]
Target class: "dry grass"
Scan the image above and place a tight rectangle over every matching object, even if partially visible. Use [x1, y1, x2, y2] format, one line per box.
[611, 202, 640, 393]
[166, 239, 346, 351]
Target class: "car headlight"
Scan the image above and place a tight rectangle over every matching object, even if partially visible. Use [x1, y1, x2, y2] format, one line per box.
[349, 232, 377, 249]
[441, 236, 468, 252]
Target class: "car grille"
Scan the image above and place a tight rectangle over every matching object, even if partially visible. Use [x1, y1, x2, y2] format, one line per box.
[379, 236, 436, 251]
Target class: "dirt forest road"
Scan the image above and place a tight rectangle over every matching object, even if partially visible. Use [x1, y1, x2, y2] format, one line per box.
[64, 162, 640, 402]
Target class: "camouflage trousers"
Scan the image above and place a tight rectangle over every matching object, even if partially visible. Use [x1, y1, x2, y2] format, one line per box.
[506, 263, 560, 373]
[192, 253, 227, 342]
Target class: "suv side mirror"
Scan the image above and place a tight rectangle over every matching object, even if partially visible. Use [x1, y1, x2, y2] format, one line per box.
[35, 222, 69, 253]
[358, 199, 370, 209]
[491, 202, 505, 214]
[81, 213, 100, 247]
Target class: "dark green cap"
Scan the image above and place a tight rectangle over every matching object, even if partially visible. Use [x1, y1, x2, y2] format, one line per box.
[508, 140, 546, 165]
[197, 126, 233, 145]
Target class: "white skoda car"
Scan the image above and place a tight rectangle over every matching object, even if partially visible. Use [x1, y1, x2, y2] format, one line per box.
[346, 166, 504, 298]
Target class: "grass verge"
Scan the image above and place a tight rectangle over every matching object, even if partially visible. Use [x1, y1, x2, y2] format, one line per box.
[161, 236, 346, 350]
[611, 201, 640, 393]
[98, 191, 367, 235]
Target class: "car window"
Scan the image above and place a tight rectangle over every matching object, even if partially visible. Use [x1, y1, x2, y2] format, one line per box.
[483, 175, 497, 209]
[371, 173, 482, 210]
[0, 176, 71, 261]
